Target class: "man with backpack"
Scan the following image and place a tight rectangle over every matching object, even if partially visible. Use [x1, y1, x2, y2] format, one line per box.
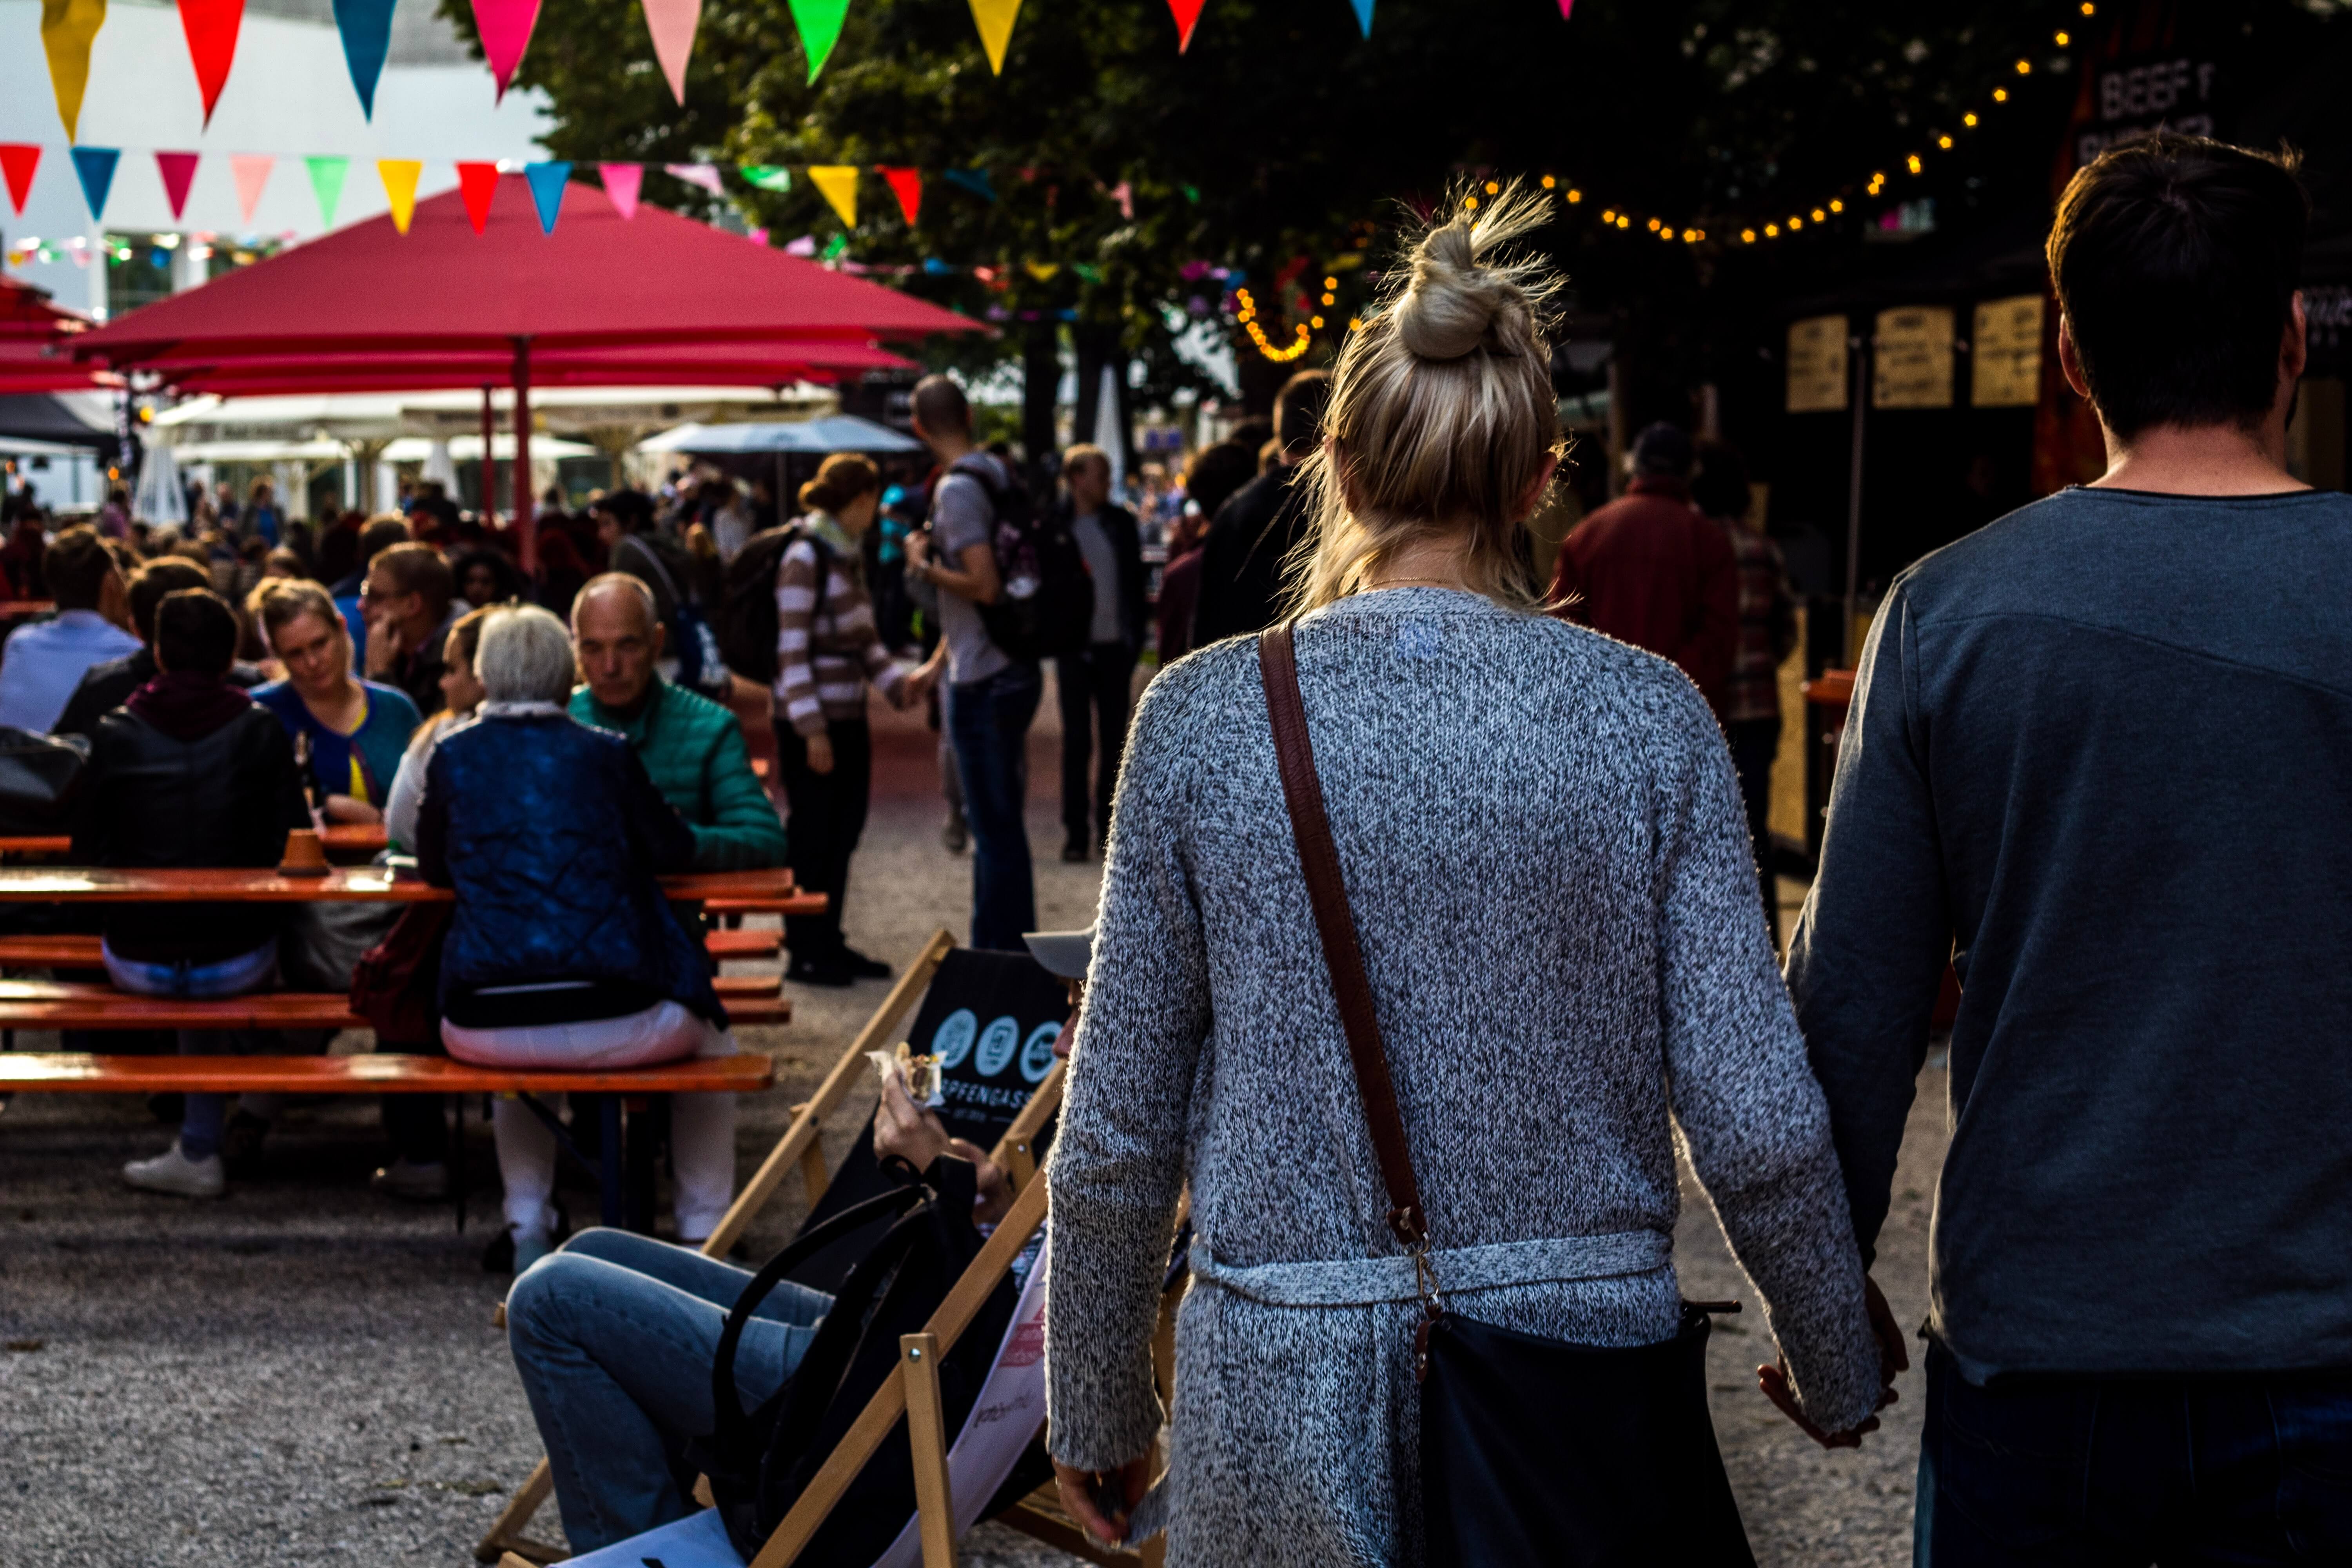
[902, 375, 1066, 951]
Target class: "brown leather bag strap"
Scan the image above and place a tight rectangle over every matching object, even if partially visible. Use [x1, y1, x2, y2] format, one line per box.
[1259, 622, 1430, 1249]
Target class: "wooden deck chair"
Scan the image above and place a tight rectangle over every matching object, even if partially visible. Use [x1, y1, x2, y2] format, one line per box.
[478, 928, 1087, 1564]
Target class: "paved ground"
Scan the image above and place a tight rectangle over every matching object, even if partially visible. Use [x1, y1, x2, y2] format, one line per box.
[0, 679, 1947, 1566]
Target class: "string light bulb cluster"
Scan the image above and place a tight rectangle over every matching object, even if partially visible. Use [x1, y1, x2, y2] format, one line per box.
[1234, 286, 1314, 363]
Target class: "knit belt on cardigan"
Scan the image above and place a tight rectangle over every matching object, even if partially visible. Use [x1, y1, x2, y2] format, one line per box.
[1187, 1230, 1671, 1307]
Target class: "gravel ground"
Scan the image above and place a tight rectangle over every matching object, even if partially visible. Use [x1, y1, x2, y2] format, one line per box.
[0, 679, 1945, 1566]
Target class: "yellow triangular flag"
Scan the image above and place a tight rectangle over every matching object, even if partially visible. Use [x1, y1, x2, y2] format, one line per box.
[378, 159, 423, 234]
[809, 165, 859, 229]
[968, 0, 1021, 74]
[41, 0, 107, 141]
[1024, 260, 1060, 282]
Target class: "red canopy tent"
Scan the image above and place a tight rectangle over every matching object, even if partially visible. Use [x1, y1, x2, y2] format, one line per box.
[75, 174, 980, 561]
[0, 276, 113, 395]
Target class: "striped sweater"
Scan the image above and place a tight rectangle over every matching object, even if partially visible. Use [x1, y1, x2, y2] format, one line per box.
[772, 519, 906, 736]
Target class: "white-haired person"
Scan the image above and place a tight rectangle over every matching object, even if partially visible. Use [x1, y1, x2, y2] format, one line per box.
[1042, 186, 1899, 1564]
[414, 604, 737, 1272]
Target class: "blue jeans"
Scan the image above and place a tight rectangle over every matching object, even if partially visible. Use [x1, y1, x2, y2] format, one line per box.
[1918, 1345, 2352, 1564]
[946, 662, 1041, 951]
[505, 1228, 832, 1552]
[103, 938, 277, 1162]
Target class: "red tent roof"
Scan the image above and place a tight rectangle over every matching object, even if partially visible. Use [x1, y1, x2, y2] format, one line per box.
[75, 174, 980, 365]
[125, 339, 915, 397]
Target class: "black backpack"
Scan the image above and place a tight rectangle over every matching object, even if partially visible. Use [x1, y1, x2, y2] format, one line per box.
[945, 456, 1093, 663]
[693, 1157, 1021, 1564]
[717, 525, 831, 686]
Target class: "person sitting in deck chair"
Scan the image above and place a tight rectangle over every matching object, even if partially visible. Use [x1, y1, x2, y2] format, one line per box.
[79, 589, 310, 1198]
[415, 605, 738, 1271]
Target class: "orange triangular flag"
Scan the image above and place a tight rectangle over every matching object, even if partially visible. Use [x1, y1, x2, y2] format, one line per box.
[378, 159, 421, 232]
[809, 165, 858, 229]
[879, 167, 921, 226]
[229, 152, 272, 224]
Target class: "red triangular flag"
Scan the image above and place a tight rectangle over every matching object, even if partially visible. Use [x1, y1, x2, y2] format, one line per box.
[0, 145, 38, 216]
[456, 161, 500, 232]
[156, 151, 201, 220]
[177, 0, 245, 126]
[879, 167, 922, 226]
[1167, 0, 1205, 51]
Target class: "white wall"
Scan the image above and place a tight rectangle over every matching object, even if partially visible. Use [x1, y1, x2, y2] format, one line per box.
[0, 0, 550, 315]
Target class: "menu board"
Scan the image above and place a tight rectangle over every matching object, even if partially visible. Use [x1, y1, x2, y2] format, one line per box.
[1786, 314, 1849, 413]
[1873, 306, 1955, 409]
[1972, 295, 2046, 408]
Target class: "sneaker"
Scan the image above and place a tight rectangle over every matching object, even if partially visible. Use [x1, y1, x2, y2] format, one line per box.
[222, 1109, 269, 1177]
[837, 947, 893, 982]
[123, 1140, 226, 1198]
[941, 816, 969, 854]
[370, 1158, 452, 1201]
[786, 955, 856, 989]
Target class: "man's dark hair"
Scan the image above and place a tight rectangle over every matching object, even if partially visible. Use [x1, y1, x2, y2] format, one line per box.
[43, 526, 117, 611]
[129, 558, 213, 644]
[370, 541, 455, 622]
[592, 488, 655, 534]
[911, 374, 971, 435]
[2048, 133, 2308, 439]
[153, 588, 238, 677]
[1273, 371, 1332, 459]
[1631, 423, 1693, 480]
[357, 515, 412, 566]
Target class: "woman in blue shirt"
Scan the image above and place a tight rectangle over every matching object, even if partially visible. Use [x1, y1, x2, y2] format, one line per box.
[249, 580, 419, 822]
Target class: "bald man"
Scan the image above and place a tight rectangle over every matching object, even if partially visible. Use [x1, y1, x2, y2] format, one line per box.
[568, 573, 786, 871]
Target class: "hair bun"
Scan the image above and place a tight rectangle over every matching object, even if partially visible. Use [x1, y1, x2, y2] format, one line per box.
[1392, 189, 1553, 361]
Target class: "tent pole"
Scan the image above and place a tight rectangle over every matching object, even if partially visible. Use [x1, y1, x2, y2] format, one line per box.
[513, 337, 535, 575]
[480, 386, 497, 528]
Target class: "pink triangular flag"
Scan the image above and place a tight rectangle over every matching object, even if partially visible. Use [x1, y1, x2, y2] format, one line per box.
[155, 151, 200, 220]
[600, 162, 642, 219]
[1557, 0, 1573, 15]
[470, 0, 543, 101]
[641, 0, 700, 105]
[1167, 0, 1205, 51]
[229, 152, 272, 224]
[665, 162, 724, 196]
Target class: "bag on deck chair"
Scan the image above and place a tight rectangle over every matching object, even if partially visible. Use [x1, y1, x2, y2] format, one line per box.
[692, 1155, 1022, 1566]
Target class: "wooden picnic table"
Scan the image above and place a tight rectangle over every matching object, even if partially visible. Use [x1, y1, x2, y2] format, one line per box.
[0, 1050, 776, 1096]
[0, 865, 798, 904]
[0, 824, 392, 861]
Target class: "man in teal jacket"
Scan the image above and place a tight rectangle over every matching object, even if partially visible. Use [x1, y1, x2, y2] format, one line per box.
[568, 573, 786, 871]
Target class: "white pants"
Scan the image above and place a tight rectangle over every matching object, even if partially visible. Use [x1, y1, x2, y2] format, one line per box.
[444, 1002, 739, 1242]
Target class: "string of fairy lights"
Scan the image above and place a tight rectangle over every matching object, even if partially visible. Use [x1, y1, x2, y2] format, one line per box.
[1233, 2, 2099, 361]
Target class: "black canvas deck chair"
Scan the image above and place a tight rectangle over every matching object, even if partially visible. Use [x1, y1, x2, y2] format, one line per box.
[478, 930, 1168, 1568]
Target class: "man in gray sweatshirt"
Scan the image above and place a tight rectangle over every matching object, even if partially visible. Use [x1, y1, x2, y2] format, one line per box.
[1790, 133, 2352, 1564]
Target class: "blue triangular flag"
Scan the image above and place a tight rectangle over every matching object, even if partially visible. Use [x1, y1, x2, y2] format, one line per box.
[333, 0, 397, 119]
[525, 162, 572, 234]
[70, 147, 118, 222]
[942, 168, 996, 203]
[923, 257, 956, 275]
[1351, 0, 1373, 36]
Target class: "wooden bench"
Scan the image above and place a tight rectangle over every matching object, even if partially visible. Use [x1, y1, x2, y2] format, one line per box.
[0, 980, 790, 1031]
[705, 927, 782, 959]
[0, 933, 787, 972]
[705, 893, 828, 917]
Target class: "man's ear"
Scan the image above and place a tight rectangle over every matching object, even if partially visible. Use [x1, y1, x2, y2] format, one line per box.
[652, 618, 667, 659]
[2056, 315, 2093, 402]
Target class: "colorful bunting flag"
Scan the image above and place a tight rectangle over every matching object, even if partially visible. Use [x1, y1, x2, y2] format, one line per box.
[42, 0, 108, 140]
[879, 167, 921, 226]
[1024, 260, 1059, 281]
[968, 0, 1020, 74]
[176, 0, 244, 125]
[69, 145, 117, 222]
[1104, 179, 1133, 219]
[0, 146, 40, 217]
[786, 0, 850, 82]
[641, 0, 700, 104]
[599, 162, 642, 218]
[942, 167, 995, 202]
[470, 0, 542, 102]
[1166, 0, 1204, 53]
[456, 161, 500, 232]
[741, 165, 793, 192]
[1559, 0, 1573, 14]
[525, 160, 570, 232]
[808, 165, 858, 229]
[378, 158, 420, 232]
[664, 163, 724, 196]
[332, 0, 396, 119]
[306, 154, 348, 227]
[155, 151, 200, 220]
[230, 152, 272, 223]
[1350, 0, 1372, 36]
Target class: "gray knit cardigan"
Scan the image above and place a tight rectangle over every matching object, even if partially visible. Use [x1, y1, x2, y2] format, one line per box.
[1043, 588, 1880, 1567]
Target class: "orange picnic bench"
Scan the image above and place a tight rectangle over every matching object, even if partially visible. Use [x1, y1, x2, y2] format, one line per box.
[0, 935, 784, 998]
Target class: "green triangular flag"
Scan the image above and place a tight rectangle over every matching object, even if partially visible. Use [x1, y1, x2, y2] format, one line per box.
[787, 0, 849, 81]
[306, 154, 349, 227]
[741, 165, 793, 193]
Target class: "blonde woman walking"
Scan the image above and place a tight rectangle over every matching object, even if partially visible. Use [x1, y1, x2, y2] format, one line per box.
[1043, 188, 1893, 1566]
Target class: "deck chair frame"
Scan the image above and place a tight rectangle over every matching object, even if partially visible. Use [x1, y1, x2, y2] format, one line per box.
[482, 928, 1143, 1566]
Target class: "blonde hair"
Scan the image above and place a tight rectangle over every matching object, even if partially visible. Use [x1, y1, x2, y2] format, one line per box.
[1286, 182, 1566, 615]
